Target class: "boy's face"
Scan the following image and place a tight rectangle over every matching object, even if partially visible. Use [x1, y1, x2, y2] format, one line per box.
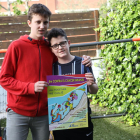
[50, 36, 70, 59]
[27, 14, 49, 40]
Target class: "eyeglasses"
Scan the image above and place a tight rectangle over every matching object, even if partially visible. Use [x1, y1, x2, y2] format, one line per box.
[51, 41, 67, 50]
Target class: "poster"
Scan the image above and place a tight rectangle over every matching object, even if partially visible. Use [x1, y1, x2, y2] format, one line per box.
[47, 74, 88, 131]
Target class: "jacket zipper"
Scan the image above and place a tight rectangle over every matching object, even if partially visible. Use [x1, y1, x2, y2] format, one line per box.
[36, 43, 41, 116]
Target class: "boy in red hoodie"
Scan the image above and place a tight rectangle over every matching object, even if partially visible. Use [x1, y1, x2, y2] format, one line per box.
[0, 3, 92, 140]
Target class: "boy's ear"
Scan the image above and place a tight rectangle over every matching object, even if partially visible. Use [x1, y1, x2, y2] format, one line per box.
[68, 40, 71, 46]
[27, 20, 31, 27]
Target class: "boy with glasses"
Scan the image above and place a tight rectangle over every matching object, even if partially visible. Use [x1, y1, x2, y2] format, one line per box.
[47, 28, 98, 140]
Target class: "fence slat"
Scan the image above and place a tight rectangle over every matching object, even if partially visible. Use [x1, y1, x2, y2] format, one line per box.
[51, 11, 95, 21]
[0, 32, 28, 41]
[64, 28, 95, 36]
[71, 50, 96, 58]
[0, 42, 11, 49]
[0, 28, 95, 41]
[0, 20, 95, 32]
[0, 59, 3, 66]
[68, 35, 96, 43]
[70, 46, 97, 57]
[0, 11, 95, 23]
[0, 24, 29, 32]
[50, 20, 94, 29]
[0, 35, 96, 50]
[0, 15, 27, 23]
[0, 53, 5, 57]
[0, 44, 97, 65]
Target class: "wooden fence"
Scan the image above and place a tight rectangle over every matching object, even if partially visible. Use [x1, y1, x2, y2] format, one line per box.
[0, 10, 99, 66]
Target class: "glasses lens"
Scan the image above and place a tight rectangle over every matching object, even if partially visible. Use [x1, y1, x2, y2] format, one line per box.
[60, 41, 67, 46]
[52, 44, 58, 49]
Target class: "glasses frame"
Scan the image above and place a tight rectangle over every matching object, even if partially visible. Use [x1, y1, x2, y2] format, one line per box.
[51, 41, 68, 50]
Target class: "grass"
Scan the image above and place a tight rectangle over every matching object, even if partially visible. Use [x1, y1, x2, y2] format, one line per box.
[1, 104, 140, 140]
[23, 117, 140, 140]
[90, 104, 140, 140]
[92, 117, 140, 140]
[27, 130, 32, 140]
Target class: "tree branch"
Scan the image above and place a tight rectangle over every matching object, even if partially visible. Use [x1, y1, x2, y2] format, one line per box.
[0, 4, 8, 11]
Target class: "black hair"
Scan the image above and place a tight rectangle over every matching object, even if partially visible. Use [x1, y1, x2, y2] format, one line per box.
[47, 28, 68, 46]
[27, 3, 52, 21]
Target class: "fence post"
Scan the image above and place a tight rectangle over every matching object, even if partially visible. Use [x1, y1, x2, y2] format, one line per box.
[93, 10, 101, 58]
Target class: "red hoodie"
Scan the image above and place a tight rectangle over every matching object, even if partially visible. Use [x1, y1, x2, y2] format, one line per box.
[0, 35, 57, 117]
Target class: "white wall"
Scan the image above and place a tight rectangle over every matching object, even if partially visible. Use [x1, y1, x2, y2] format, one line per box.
[92, 59, 103, 83]
[0, 85, 7, 119]
[92, 49, 104, 83]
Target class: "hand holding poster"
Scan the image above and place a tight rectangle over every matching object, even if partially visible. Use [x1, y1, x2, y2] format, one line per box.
[47, 74, 88, 131]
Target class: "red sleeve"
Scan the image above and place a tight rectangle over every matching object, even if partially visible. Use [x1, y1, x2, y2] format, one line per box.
[0, 42, 35, 95]
[53, 53, 58, 63]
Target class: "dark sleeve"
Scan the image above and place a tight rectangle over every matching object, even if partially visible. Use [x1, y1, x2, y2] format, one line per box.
[53, 54, 58, 63]
[53, 62, 58, 75]
[84, 66, 96, 82]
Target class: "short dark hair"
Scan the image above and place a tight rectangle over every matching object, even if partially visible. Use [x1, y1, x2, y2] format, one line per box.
[27, 3, 52, 21]
[47, 28, 68, 45]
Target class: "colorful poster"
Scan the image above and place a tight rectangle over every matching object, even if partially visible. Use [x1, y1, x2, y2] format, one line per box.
[47, 74, 88, 131]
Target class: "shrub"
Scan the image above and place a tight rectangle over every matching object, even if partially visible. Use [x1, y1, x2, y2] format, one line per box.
[94, 0, 140, 126]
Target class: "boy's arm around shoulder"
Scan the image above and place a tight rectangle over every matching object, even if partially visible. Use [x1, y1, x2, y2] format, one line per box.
[0, 42, 35, 96]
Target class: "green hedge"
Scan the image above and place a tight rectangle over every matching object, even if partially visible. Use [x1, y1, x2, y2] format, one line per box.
[93, 0, 140, 126]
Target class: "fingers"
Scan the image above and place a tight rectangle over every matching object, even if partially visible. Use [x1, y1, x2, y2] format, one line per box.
[85, 62, 92, 67]
[34, 81, 49, 92]
[82, 55, 92, 67]
[85, 73, 95, 85]
[85, 73, 94, 81]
